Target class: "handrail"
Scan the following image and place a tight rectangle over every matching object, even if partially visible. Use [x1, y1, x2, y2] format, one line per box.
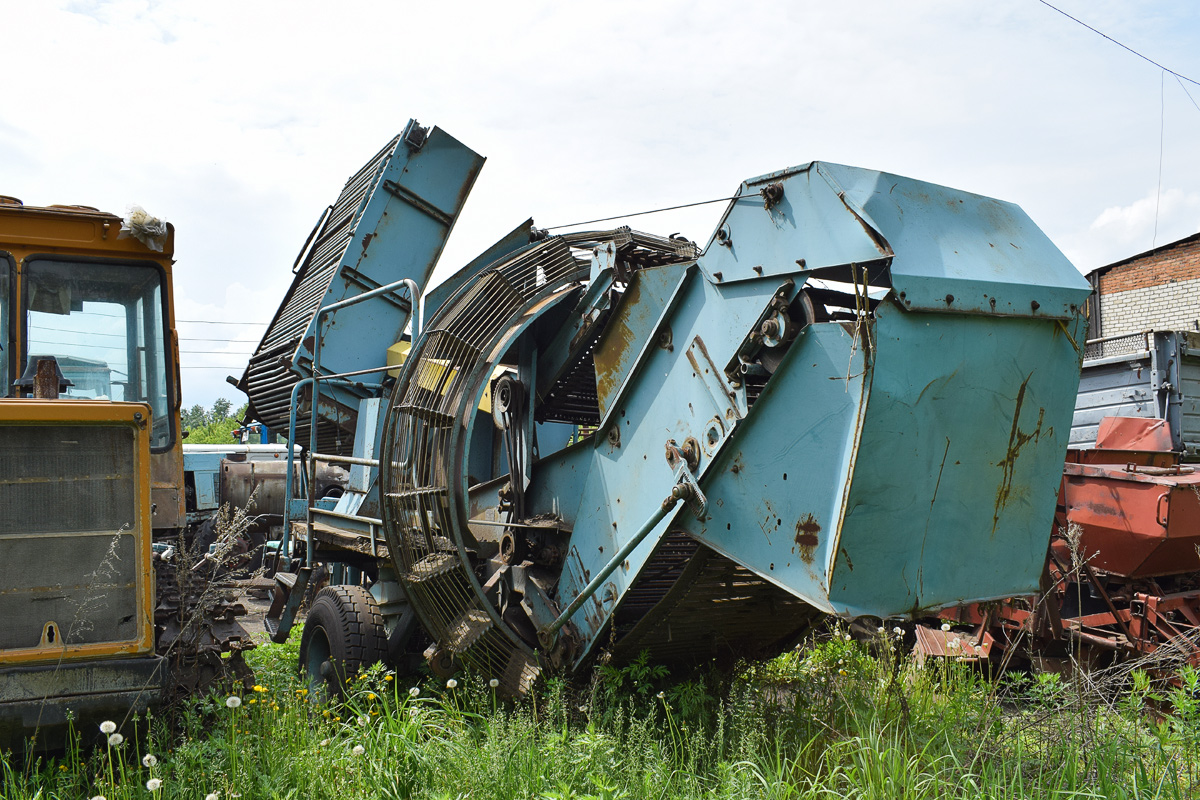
[305, 278, 421, 565]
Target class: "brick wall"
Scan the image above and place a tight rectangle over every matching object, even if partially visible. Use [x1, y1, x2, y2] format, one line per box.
[1097, 237, 1200, 337]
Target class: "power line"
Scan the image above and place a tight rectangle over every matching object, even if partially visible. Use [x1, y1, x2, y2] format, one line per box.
[546, 194, 744, 231]
[1036, 0, 1200, 87]
[1175, 74, 1200, 113]
[176, 319, 269, 326]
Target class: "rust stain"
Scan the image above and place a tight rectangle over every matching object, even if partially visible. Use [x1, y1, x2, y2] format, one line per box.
[840, 547, 854, 571]
[992, 374, 1045, 536]
[794, 514, 820, 564]
[592, 276, 644, 406]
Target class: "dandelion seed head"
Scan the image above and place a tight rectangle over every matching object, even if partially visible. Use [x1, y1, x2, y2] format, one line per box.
[656, 691, 665, 699]
[142, 753, 158, 768]
[146, 777, 163, 791]
[488, 678, 500, 689]
[446, 678, 458, 689]
[107, 733, 124, 747]
[940, 622, 952, 632]
[357, 715, 368, 726]
[225, 695, 242, 709]
[892, 626, 903, 636]
[100, 720, 117, 734]
[319, 739, 330, 747]
[409, 687, 420, 698]
[205, 794, 219, 800]
[351, 744, 365, 756]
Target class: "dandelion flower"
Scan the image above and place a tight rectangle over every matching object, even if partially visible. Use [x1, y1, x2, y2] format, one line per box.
[100, 720, 117, 734]
[142, 753, 158, 768]
[409, 687, 420, 698]
[108, 733, 124, 747]
[941, 622, 952, 632]
[253, 685, 266, 693]
[446, 678, 458, 689]
[366, 692, 377, 701]
[226, 696, 242, 709]
[146, 777, 163, 791]
[385, 675, 394, 682]
[351, 744, 365, 756]
[488, 678, 499, 689]
[248, 699, 257, 705]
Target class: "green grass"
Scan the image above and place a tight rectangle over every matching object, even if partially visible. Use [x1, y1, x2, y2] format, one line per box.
[4, 628, 1200, 799]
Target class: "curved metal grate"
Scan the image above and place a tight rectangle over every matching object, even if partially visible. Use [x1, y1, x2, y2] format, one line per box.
[380, 239, 585, 693]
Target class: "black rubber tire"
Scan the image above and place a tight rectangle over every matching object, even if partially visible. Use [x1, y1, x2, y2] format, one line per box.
[298, 585, 387, 699]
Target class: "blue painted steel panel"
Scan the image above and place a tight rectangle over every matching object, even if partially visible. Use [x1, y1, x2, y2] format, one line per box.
[827, 303, 1088, 615]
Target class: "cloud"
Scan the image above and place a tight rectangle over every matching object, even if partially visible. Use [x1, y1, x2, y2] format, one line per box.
[1058, 188, 1200, 272]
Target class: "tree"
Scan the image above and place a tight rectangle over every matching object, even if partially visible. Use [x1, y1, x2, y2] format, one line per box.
[185, 402, 250, 445]
[212, 397, 232, 422]
[182, 404, 208, 431]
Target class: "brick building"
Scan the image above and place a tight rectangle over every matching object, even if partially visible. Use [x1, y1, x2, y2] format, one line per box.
[1086, 232, 1200, 339]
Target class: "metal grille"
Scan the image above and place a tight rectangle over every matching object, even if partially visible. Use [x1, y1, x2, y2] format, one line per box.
[1084, 332, 1149, 361]
[612, 540, 821, 667]
[380, 239, 585, 693]
[0, 424, 139, 651]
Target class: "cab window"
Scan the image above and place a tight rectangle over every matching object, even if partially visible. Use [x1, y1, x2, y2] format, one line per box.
[23, 258, 174, 450]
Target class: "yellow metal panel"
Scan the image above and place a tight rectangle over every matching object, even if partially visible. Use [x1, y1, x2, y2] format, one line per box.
[0, 400, 155, 665]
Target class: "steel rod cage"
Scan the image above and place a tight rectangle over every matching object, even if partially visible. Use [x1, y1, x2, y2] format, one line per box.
[378, 268, 588, 674]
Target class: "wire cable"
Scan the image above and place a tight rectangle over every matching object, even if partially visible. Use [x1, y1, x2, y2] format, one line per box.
[1175, 74, 1200, 114]
[176, 319, 269, 326]
[1036, 0, 1200, 86]
[545, 194, 746, 231]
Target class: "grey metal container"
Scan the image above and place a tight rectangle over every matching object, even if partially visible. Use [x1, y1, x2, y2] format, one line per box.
[1072, 330, 1200, 459]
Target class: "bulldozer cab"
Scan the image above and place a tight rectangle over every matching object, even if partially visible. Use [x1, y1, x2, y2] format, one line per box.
[0, 200, 185, 531]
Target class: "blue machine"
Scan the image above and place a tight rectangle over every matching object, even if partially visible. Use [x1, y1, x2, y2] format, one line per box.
[248, 127, 1091, 696]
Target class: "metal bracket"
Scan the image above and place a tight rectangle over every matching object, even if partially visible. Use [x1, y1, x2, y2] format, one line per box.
[672, 463, 707, 519]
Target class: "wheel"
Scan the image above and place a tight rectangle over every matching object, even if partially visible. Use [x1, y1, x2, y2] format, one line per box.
[298, 585, 387, 699]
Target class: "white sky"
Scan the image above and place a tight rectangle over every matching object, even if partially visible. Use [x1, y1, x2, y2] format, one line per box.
[4, 0, 1199, 409]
